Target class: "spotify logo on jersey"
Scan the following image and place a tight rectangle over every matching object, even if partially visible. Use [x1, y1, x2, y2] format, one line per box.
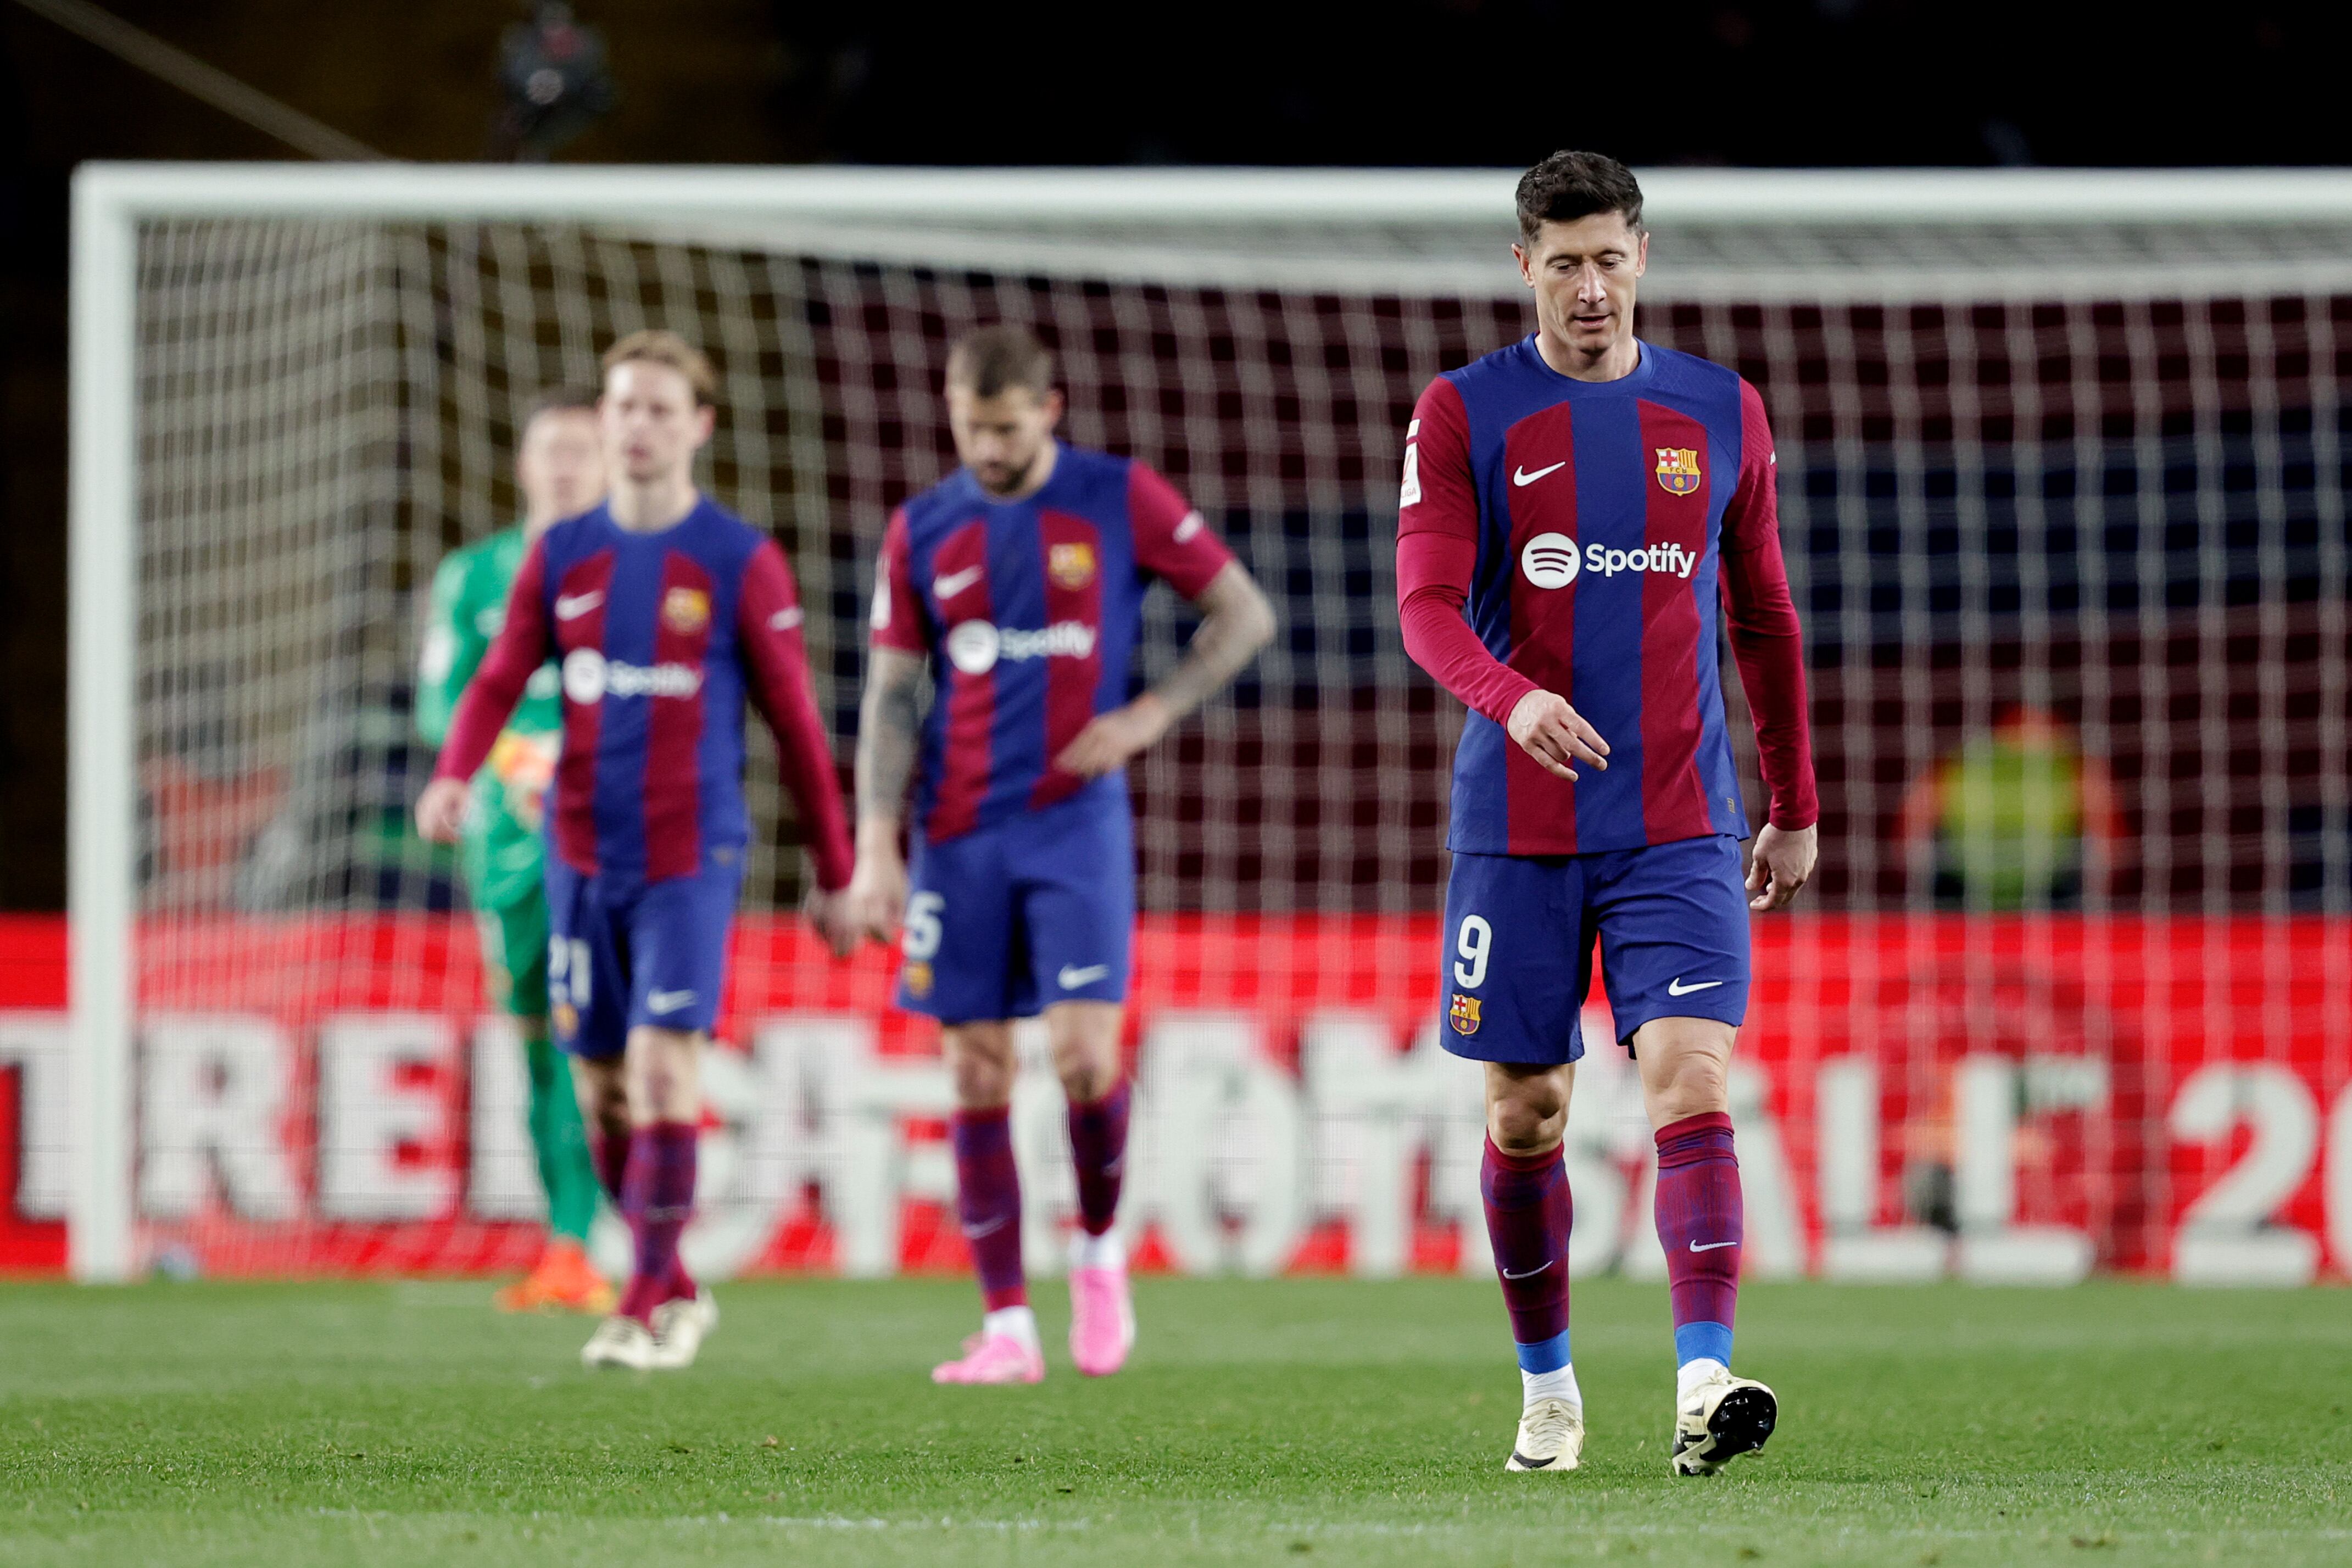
[1520, 532, 1581, 589]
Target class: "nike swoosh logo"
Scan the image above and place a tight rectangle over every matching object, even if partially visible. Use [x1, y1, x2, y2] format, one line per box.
[646, 989, 697, 1013]
[962, 1214, 1009, 1240]
[1689, 1239, 1739, 1252]
[555, 591, 604, 620]
[934, 566, 983, 599]
[1058, 964, 1110, 990]
[1667, 977, 1726, 996]
[768, 607, 804, 631]
[1513, 461, 1567, 487]
[1173, 511, 1205, 543]
[1500, 1259, 1554, 1280]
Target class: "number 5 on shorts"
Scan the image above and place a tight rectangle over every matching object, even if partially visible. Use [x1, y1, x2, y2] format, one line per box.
[903, 891, 944, 961]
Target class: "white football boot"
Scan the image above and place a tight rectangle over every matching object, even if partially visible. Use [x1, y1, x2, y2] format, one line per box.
[1670, 1365, 1777, 1475]
[1504, 1396, 1585, 1472]
[580, 1314, 657, 1371]
[648, 1288, 720, 1370]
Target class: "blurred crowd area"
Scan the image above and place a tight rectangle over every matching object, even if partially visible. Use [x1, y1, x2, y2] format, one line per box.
[4, 1, 2349, 909]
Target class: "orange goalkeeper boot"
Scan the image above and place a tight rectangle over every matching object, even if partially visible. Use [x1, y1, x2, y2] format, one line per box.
[494, 1240, 617, 1315]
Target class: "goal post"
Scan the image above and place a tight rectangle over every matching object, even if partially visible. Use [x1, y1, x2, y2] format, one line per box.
[65, 163, 2352, 1285]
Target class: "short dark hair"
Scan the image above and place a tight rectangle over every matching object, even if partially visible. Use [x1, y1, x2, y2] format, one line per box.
[521, 384, 600, 429]
[945, 324, 1054, 399]
[1515, 150, 1645, 246]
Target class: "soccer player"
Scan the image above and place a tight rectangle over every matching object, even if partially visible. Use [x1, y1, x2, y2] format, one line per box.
[846, 325, 1274, 1385]
[1395, 151, 1818, 1475]
[417, 330, 859, 1371]
[416, 386, 614, 1316]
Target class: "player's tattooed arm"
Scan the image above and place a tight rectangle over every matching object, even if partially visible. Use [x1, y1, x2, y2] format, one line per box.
[1057, 561, 1277, 779]
[846, 645, 927, 941]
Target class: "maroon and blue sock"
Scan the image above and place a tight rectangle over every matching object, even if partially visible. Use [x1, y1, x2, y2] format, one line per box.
[593, 1127, 630, 1208]
[1065, 1080, 1131, 1239]
[618, 1120, 697, 1323]
[1654, 1111, 1742, 1371]
[951, 1106, 1027, 1312]
[1480, 1137, 1573, 1377]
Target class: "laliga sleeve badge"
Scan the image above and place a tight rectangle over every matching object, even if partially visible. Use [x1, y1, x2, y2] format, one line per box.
[1655, 447, 1703, 495]
[1449, 993, 1482, 1036]
[553, 1001, 579, 1040]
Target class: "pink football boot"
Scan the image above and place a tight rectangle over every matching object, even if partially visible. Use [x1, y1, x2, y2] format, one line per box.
[930, 1331, 1045, 1385]
[1068, 1263, 1136, 1377]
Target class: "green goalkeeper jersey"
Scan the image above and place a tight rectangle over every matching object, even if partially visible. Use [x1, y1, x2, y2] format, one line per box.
[417, 527, 562, 911]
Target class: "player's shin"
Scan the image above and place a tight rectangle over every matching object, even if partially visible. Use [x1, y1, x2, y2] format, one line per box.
[951, 1107, 1034, 1342]
[618, 1121, 698, 1322]
[1653, 1112, 1741, 1391]
[1480, 1138, 1579, 1408]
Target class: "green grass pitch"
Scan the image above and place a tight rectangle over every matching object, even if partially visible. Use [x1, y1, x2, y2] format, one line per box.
[1, 1275, 2345, 1565]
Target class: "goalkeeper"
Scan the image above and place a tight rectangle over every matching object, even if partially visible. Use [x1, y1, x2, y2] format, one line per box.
[416, 387, 614, 1315]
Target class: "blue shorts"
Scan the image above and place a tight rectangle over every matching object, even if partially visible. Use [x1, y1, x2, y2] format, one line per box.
[896, 791, 1134, 1024]
[1439, 834, 1752, 1066]
[543, 857, 743, 1059]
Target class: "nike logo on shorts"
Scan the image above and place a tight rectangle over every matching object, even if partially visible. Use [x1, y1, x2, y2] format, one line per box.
[1689, 1239, 1738, 1252]
[1058, 963, 1110, 991]
[962, 1214, 1009, 1241]
[1668, 977, 1725, 997]
[1512, 461, 1567, 487]
[934, 566, 983, 599]
[1500, 1259, 1555, 1280]
[555, 591, 604, 620]
[647, 988, 697, 1013]
[1173, 511, 1205, 542]
[768, 607, 804, 630]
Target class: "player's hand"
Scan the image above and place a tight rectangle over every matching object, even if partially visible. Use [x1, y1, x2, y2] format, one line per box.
[1506, 689, 1610, 782]
[1055, 693, 1173, 779]
[801, 886, 861, 959]
[414, 778, 470, 844]
[1746, 822, 1818, 912]
[845, 829, 910, 946]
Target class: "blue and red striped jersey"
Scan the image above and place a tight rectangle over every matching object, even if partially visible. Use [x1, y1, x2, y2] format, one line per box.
[1396, 337, 1817, 857]
[434, 496, 853, 891]
[870, 444, 1234, 842]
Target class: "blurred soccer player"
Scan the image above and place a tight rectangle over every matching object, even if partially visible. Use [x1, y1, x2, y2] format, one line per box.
[849, 326, 1274, 1385]
[419, 330, 858, 1372]
[416, 386, 614, 1316]
[1395, 152, 1818, 1475]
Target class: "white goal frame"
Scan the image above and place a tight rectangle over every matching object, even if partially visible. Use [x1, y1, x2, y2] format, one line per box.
[66, 161, 2352, 1281]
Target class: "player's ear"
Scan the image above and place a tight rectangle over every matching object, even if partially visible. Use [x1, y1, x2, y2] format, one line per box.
[1043, 387, 1066, 429]
[692, 402, 717, 447]
[1513, 242, 1534, 288]
[1634, 230, 1649, 278]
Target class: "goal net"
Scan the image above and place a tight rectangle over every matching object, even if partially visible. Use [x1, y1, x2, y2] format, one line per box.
[47, 168, 2351, 1287]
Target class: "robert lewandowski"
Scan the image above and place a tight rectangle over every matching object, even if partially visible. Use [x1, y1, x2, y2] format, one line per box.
[1395, 151, 1819, 1475]
[419, 330, 857, 1372]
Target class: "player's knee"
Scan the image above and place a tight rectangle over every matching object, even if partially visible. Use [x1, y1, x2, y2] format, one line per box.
[1652, 1051, 1730, 1121]
[944, 1024, 1016, 1108]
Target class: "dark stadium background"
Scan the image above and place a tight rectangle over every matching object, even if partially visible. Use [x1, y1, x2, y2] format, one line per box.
[0, 0, 2343, 909]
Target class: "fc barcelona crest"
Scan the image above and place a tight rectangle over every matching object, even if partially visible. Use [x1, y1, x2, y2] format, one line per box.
[1449, 993, 1482, 1036]
[902, 960, 934, 998]
[1049, 541, 1097, 590]
[662, 585, 711, 634]
[1655, 447, 1703, 495]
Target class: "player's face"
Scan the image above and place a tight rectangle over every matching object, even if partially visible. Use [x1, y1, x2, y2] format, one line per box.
[947, 384, 1064, 496]
[515, 408, 604, 531]
[600, 361, 716, 486]
[1514, 213, 1648, 359]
